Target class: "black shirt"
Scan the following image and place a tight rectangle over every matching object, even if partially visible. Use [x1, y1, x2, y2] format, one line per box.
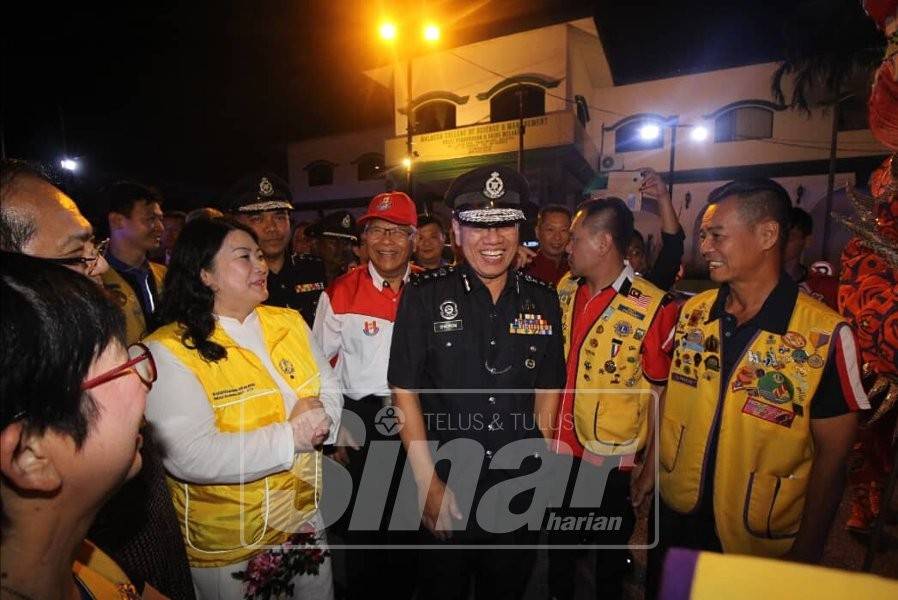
[264, 253, 327, 325]
[388, 263, 565, 454]
[697, 273, 850, 520]
[646, 228, 685, 291]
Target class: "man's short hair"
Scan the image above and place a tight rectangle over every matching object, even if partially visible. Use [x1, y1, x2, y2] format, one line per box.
[102, 180, 164, 217]
[164, 210, 187, 222]
[417, 215, 446, 236]
[537, 204, 572, 225]
[0, 252, 126, 444]
[790, 206, 813, 237]
[708, 178, 791, 247]
[0, 159, 58, 252]
[577, 197, 633, 256]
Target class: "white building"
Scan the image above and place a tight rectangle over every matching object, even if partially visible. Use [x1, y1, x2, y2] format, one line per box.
[287, 17, 888, 266]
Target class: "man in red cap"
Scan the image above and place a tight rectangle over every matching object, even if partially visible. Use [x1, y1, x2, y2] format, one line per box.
[311, 190, 419, 600]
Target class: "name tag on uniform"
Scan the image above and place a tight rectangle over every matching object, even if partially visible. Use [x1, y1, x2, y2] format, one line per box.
[434, 320, 463, 333]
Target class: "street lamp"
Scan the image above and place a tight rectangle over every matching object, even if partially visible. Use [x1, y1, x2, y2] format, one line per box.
[60, 158, 79, 172]
[378, 19, 440, 208]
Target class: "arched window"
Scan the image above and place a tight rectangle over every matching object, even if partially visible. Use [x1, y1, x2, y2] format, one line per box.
[414, 101, 456, 134]
[614, 120, 664, 153]
[490, 85, 545, 123]
[305, 161, 335, 187]
[355, 153, 385, 181]
[714, 107, 773, 142]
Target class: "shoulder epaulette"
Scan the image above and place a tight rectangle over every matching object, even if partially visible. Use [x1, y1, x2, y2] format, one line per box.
[411, 265, 455, 286]
[293, 253, 323, 263]
[519, 271, 557, 292]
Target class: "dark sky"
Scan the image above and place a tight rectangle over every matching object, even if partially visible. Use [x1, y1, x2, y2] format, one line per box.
[1, 1, 877, 206]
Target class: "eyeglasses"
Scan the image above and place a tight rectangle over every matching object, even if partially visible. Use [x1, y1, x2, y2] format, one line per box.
[365, 225, 413, 241]
[45, 238, 109, 275]
[81, 343, 157, 391]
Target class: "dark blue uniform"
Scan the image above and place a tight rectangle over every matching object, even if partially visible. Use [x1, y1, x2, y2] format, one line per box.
[263, 253, 326, 325]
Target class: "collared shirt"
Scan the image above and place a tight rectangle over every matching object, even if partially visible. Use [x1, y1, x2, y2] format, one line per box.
[696, 273, 868, 518]
[525, 251, 569, 286]
[265, 253, 327, 325]
[313, 262, 414, 400]
[554, 265, 678, 462]
[106, 251, 159, 325]
[388, 263, 566, 453]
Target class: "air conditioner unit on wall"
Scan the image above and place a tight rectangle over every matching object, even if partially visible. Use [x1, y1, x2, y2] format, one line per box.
[599, 154, 624, 172]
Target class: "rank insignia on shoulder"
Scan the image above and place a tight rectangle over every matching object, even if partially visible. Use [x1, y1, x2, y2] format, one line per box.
[295, 282, 325, 293]
[509, 313, 553, 335]
[412, 266, 453, 286]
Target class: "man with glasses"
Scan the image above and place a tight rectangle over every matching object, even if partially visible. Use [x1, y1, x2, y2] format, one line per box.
[225, 171, 328, 325]
[312, 191, 420, 600]
[0, 159, 109, 281]
[101, 180, 167, 344]
[0, 159, 195, 599]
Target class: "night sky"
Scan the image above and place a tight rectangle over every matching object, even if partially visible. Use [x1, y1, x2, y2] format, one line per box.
[1, 1, 878, 209]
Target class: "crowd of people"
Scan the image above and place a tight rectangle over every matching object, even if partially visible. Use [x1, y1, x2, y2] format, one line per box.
[0, 155, 886, 600]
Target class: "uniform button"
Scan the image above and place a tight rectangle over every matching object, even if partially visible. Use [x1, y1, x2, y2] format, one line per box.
[446, 341, 452, 347]
[490, 339, 496, 346]
[486, 450, 494, 458]
[490, 311, 496, 319]
[488, 396, 496, 404]
[725, 331, 732, 338]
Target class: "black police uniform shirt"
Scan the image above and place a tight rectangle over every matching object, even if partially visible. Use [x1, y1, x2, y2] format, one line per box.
[264, 253, 327, 325]
[388, 262, 565, 458]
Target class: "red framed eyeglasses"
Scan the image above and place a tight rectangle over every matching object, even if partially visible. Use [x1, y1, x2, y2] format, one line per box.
[81, 343, 157, 391]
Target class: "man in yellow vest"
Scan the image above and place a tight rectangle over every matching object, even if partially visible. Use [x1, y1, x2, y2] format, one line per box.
[649, 179, 868, 595]
[101, 181, 166, 344]
[550, 197, 678, 600]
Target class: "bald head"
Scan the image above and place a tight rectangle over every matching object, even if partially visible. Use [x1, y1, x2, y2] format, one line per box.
[0, 160, 93, 258]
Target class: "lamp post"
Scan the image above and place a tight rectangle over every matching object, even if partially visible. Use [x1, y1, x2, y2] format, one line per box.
[379, 19, 440, 210]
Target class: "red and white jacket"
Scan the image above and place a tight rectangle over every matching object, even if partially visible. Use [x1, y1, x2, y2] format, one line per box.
[312, 262, 417, 400]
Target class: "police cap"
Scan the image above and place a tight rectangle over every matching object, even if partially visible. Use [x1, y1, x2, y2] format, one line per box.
[444, 165, 529, 228]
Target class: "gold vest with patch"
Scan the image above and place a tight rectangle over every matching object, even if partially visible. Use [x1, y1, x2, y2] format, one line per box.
[558, 273, 665, 455]
[102, 261, 166, 344]
[659, 289, 844, 556]
[145, 306, 322, 567]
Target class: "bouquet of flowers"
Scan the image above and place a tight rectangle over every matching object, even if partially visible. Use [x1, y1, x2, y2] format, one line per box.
[232, 530, 329, 599]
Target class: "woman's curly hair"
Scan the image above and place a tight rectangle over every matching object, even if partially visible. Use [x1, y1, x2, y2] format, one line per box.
[153, 216, 259, 361]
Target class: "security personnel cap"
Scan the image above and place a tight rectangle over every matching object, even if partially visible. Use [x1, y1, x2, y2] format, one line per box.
[358, 192, 418, 228]
[223, 171, 293, 213]
[307, 210, 358, 242]
[445, 164, 529, 228]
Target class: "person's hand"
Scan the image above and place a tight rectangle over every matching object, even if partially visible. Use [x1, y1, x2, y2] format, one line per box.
[639, 168, 671, 205]
[514, 245, 537, 269]
[629, 458, 656, 517]
[418, 476, 463, 540]
[330, 424, 361, 466]
[289, 397, 332, 452]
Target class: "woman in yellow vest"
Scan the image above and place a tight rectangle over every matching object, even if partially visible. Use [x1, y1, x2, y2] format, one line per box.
[1, 253, 152, 599]
[144, 217, 342, 599]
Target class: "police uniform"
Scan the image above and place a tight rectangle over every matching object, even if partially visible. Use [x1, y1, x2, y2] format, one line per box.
[388, 166, 565, 600]
[307, 211, 358, 285]
[223, 172, 328, 325]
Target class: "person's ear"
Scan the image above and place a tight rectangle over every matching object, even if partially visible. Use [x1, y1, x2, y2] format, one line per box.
[0, 422, 63, 494]
[107, 212, 124, 232]
[757, 220, 779, 252]
[199, 268, 217, 292]
[451, 220, 462, 245]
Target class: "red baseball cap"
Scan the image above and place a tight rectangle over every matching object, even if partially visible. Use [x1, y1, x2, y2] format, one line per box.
[358, 192, 418, 228]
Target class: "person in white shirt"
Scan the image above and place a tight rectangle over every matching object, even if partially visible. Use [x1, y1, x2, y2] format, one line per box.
[144, 216, 341, 600]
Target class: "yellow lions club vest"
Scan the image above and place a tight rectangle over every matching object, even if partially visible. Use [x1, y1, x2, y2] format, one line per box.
[659, 289, 844, 556]
[102, 261, 167, 344]
[558, 273, 665, 456]
[145, 306, 322, 567]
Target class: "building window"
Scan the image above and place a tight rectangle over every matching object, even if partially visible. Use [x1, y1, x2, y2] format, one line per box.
[356, 153, 385, 180]
[490, 85, 545, 123]
[414, 101, 456, 134]
[305, 161, 334, 187]
[714, 107, 773, 142]
[838, 94, 867, 132]
[614, 120, 664, 153]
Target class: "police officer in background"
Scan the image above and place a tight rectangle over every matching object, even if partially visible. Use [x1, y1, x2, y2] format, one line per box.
[308, 210, 358, 285]
[223, 172, 327, 325]
[389, 165, 565, 600]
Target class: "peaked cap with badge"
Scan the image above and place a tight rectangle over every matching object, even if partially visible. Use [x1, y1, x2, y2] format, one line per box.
[445, 164, 529, 228]
[307, 210, 358, 243]
[223, 171, 294, 213]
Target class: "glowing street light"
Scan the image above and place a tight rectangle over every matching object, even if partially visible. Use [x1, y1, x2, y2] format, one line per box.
[690, 125, 709, 142]
[423, 23, 440, 43]
[639, 123, 661, 141]
[379, 21, 397, 42]
[60, 158, 79, 172]
[401, 156, 412, 170]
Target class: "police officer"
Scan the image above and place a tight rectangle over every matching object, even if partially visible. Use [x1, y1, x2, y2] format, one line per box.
[223, 172, 327, 325]
[307, 210, 358, 285]
[388, 165, 565, 600]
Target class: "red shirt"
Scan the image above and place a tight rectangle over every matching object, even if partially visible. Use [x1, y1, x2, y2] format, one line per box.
[525, 251, 569, 286]
[553, 268, 679, 463]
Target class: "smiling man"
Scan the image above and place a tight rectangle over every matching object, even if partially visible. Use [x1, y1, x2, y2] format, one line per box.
[389, 165, 565, 599]
[225, 172, 327, 325]
[649, 179, 868, 594]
